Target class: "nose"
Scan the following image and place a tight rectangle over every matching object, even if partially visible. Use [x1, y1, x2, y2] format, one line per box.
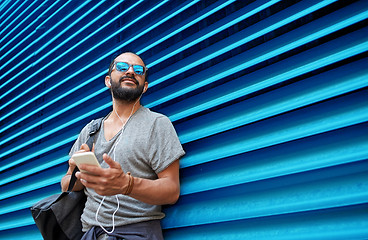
[125, 65, 135, 74]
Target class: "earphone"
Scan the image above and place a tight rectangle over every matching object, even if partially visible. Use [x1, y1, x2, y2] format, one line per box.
[95, 91, 142, 234]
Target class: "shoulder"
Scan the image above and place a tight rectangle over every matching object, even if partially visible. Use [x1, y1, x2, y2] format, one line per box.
[79, 116, 105, 137]
[137, 107, 171, 123]
[140, 107, 173, 127]
[139, 106, 166, 119]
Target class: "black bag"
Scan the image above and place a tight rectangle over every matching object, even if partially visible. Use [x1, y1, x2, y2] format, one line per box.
[30, 168, 86, 240]
[30, 118, 103, 240]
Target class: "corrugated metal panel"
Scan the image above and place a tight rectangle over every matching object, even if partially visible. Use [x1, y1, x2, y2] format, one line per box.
[1, 0, 367, 239]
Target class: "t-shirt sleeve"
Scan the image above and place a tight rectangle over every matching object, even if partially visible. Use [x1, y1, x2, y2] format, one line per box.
[148, 116, 185, 173]
[68, 122, 91, 157]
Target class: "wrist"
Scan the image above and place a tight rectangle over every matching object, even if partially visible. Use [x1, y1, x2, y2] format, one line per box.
[124, 172, 134, 195]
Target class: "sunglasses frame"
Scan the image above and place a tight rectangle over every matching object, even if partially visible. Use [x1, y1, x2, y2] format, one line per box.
[114, 61, 148, 75]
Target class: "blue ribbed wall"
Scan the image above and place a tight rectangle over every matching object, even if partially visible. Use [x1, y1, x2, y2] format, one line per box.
[1, 1, 367, 239]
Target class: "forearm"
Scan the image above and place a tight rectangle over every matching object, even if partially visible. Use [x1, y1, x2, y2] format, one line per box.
[62, 144, 92, 192]
[128, 176, 180, 205]
[61, 172, 84, 192]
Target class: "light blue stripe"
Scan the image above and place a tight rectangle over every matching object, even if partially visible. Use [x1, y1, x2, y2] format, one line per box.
[181, 143, 368, 195]
[0, 103, 106, 160]
[179, 73, 368, 144]
[138, 0, 239, 56]
[0, 0, 197, 136]
[0, 156, 69, 186]
[0, 0, 66, 89]
[0, 0, 60, 57]
[0, 0, 148, 106]
[0, 0, 277, 135]
[0, 135, 77, 173]
[29, 0, 106, 57]
[0, 102, 111, 172]
[0, 190, 60, 215]
[0, 174, 63, 200]
[0, 71, 106, 135]
[0, 216, 36, 231]
[0, 1, 49, 45]
[2, 4, 365, 147]
[146, 11, 368, 107]
[0, 0, 148, 97]
[0, 0, 18, 22]
[0, 0, 135, 92]
[0, 0, 26, 28]
[34, 0, 125, 57]
[0, 0, 13, 14]
[181, 105, 368, 168]
[0, 0, 189, 119]
[145, 0, 279, 69]
[0, 0, 39, 37]
[0, 0, 75, 67]
[169, 11, 368, 122]
[147, 0, 337, 88]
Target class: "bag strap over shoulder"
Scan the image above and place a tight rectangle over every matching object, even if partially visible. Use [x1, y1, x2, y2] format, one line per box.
[85, 117, 104, 150]
[67, 117, 104, 192]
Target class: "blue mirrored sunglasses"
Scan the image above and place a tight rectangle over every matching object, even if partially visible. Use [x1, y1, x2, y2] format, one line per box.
[114, 62, 147, 75]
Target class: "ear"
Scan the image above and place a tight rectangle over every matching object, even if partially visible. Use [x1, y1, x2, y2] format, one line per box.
[143, 81, 148, 93]
[105, 75, 111, 88]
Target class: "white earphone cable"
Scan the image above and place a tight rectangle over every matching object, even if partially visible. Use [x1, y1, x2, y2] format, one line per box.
[95, 95, 141, 234]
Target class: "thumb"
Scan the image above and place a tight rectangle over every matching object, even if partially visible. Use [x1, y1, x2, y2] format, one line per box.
[103, 153, 122, 170]
[80, 143, 90, 152]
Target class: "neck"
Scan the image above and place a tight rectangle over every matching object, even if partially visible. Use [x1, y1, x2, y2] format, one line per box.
[110, 98, 141, 124]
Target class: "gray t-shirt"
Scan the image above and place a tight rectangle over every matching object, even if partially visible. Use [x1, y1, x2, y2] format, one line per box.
[69, 106, 185, 231]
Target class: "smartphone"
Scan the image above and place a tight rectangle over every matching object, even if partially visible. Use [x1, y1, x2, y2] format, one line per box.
[72, 152, 101, 174]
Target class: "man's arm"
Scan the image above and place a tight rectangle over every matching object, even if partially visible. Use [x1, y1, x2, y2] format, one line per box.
[130, 159, 180, 205]
[60, 144, 90, 192]
[75, 153, 180, 205]
[61, 164, 85, 192]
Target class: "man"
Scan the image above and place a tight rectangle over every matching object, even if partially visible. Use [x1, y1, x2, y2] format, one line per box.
[61, 52, 185, 240]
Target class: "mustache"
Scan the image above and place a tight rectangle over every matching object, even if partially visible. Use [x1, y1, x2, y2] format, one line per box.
[119, 75, 138, 85]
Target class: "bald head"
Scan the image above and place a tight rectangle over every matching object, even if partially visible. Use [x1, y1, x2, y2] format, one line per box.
[107, 52, 147, 81]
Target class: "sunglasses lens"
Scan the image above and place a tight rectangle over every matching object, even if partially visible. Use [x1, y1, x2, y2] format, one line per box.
[115, 62, 145, 75]
[116, 62, 129, 72]
[133, 65, 145, 75]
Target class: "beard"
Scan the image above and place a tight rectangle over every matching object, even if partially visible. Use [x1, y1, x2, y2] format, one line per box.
[110, 76, 144, 102]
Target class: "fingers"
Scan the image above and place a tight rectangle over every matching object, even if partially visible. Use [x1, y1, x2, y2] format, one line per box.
[80, 143, 95, 152]
[68, 157, 77, 167]
[68, 144, 91, 172]
[80, 143, 90, 152]
[76, 153, 121, 175]
[103, 153, 122, 170]
[77, 164, 104, 176]
[66, 158, 78, 175]
[76, 153, 121, 177]
[76, 170, 99, 183]
[75, 171, 100, 190]
[75, 153, 127, 196]
[75, 167, 125, 196]
[72, 144, 90, 157]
